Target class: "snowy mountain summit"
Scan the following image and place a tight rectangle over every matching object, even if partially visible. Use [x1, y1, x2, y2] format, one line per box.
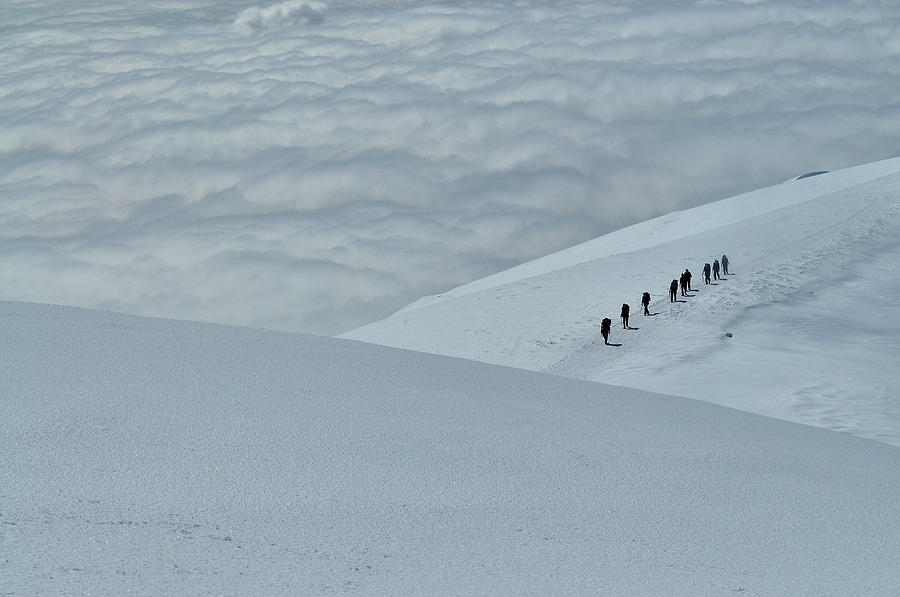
[6, 158, 900, 594]
[345, 157, 900, 447]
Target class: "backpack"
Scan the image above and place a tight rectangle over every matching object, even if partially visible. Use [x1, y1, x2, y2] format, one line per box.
[642, 292, 650, 304]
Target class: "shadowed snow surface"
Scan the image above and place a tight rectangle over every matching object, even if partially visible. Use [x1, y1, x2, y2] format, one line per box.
[3, 302, 899, 594]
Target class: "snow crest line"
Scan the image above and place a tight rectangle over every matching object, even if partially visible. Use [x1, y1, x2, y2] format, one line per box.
[346, 164, 900, 446]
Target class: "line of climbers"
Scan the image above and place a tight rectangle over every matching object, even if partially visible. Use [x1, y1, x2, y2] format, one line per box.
[600, 254, 729, 346]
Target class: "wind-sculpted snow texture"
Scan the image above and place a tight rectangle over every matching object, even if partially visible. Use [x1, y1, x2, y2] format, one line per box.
[3, 302, 899, 594]
[345, 157, 900, 447]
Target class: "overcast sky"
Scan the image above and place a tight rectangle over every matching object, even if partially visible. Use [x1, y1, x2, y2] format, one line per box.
[2, 0, 899, 335]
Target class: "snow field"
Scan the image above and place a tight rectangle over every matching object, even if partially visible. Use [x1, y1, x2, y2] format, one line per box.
[3, 301, 899, 594]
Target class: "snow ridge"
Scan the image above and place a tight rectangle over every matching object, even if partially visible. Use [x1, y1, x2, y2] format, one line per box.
[344, 158, 900, 446]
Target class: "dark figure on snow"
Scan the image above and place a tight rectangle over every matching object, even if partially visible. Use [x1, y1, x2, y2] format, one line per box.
[621, 303, 630, 329]
[669, 279, 679, 302]
[642, 291, 651, 315]
[679, 273, 687, 296]
[713, 259, 720, 280]
[721, 254, 729, 275]
[703, 262, 711, 284]
[684, 269, 692, 291]
[601, 317, 612, 345]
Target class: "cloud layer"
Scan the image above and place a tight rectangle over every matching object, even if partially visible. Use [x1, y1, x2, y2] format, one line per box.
[2, 0, 900, 334]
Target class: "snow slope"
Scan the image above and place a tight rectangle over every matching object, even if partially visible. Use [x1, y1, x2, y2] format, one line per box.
[344, 157, 900, 447]
[3, 301, 899, 595]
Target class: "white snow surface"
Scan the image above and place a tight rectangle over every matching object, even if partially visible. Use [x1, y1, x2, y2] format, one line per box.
[4, 301, 900, 594]
[345, 157, 900, 448]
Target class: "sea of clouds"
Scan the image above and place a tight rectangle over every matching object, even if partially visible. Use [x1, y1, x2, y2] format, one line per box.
[2, 0, 899, 334]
